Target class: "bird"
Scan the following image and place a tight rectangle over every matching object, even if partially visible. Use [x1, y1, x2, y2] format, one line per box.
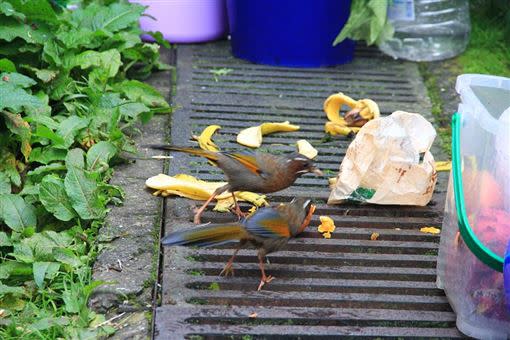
[161, 197, 316, 291]
[147, 145, 322, 224]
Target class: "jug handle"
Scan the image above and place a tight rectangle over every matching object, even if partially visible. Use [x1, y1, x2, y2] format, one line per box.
[452, 112, 503, 272]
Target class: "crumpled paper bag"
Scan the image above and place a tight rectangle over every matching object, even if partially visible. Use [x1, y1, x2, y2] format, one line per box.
[328, 111, 437, 206]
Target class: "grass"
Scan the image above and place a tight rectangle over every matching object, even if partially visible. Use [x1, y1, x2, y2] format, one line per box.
[456, 1, 510, 77]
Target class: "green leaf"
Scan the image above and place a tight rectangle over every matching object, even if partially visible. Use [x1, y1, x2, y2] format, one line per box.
[0, 282, 26, 297]
[68, 49, 121, 79]
[65, 148, 85, 169]
[0, 194, 37, 232]
[333, 0, 392, 46]
[0, 2, 25, 21]
[28, 316, 69, 331]
[114, 79, 169, 108]
[43, 230, 73, 248]
[69, 2, 145, 33]
[30, 147, 67, 164]
[39, 175, 76, 221]
[10, 243, 34, 263]
[120, 102, 151, 123]
[86, 141, 117, 171]
[0, 58, 16, 72]
[0, 75, 44, 113]
[7, 0, 58, 24]
[0, 72, 36, 88]
[33, 124, 66, 146]
[64, 162, 104, 220]
[62, 289, 81, 313]
[0, 172, 10, 194]
[27, 163, 66, 178]
[33, 261, 54, 288]
[146, 31, 171, 48]
[25, 114, 58, 130]
[0, 231, 12, 247]
[53, 248, 82, 268]
[0, 261, 32, 279]
[0, 17, 52, 44]
[56, 116, 89, 148]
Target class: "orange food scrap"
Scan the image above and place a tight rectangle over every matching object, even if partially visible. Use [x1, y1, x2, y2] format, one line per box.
[420, 226, 440, 234]
[318, 216, 336, 239]
[370, 232, 380, 240]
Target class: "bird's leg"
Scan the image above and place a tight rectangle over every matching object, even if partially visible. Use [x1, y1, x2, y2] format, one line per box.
[193, 185, 229, 224]
[219, 246, 240, 277]
[231, 192, 248, 220]
[257, 253, 274, 291]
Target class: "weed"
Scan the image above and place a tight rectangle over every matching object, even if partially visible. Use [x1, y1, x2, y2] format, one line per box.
[210, 68, 234, 82]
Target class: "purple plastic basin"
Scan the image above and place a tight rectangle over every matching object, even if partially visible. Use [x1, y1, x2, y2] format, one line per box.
[130, 0, 228, 43]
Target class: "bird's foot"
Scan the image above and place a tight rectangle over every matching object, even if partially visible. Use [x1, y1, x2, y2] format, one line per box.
[219, 263, 234, 277]
[257, 275, 274, 291]
[192, 207, 202, 224]
[231, 206, 248, 220]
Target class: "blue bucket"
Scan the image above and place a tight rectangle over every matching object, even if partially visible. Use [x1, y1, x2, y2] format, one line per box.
[226, 0, 354, 68]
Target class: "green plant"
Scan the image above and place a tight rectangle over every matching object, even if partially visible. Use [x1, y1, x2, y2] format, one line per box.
[333, 0, 393, 46]
[0, 0, 170, 337]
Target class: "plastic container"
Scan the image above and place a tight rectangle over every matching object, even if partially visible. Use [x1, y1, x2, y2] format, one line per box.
[131, 0, 228, 43]
[378, 0, 470, 61]
[436, 74, 510, 339]
[226, 0, 354, 67]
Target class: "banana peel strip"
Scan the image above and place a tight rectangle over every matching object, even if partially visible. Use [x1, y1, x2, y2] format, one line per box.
[193, 125, 221, 152]
[296, 139, 318, 159]
[237, 121, 300, 148]
[323, 92, 380, 137]
[146, 173, 269, 211]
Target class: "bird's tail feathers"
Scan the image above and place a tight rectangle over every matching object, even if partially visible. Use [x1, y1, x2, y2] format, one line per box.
[146, 145, 219, 162]
[161, 223, 246, 248]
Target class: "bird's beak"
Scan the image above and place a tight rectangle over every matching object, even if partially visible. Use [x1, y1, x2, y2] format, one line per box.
[310, 167, 323, 176]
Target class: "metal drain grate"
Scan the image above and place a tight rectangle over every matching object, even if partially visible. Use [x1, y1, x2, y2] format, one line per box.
[155, 42, 463, 339]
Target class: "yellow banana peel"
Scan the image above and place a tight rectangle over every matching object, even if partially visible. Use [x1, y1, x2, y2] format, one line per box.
[296, 139, 318, 159]
[237, 121, 299, 148]
[435, 161, 452, 172]
[324, 121, 360, 137]
[193, 125, 221, 152]
[323, 93, 380, 136]
[420, 226, 441, 234]
[146, 173, 269, 210]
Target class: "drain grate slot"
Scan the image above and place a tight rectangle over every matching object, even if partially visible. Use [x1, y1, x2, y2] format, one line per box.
[155, 42, 462, 339]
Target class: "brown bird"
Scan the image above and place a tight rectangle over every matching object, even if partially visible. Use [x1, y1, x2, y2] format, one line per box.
[148, 145, 322, 224]
[161, 197, 316, 290]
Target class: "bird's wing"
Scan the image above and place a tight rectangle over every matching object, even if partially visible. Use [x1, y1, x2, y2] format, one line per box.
[245, 207, 291, 238]
[222, 151, 265, 177]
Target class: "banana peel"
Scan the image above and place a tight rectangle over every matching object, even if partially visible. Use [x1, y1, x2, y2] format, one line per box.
[435, 161, 451, 172]
[324, 121, 360, 137]
[323, 93, 380, 137]
[296, 139, 318, 159]
[237, 121, 299, 148]
[146, 173, 269, 211]
[192, 125, 221, 152]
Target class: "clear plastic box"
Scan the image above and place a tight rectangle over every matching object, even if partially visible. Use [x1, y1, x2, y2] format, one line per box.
[437, 74, 510, 339]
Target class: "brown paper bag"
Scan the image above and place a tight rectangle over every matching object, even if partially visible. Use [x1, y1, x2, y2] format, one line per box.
[328, 111, 437, 206]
